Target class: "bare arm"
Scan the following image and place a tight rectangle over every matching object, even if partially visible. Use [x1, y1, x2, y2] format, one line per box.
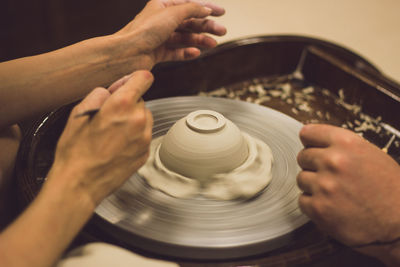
[0, 36, 135, 128]
[0, 173, 96, 267]
[0, 70, 154, 267]
[0, 0, 226, 129]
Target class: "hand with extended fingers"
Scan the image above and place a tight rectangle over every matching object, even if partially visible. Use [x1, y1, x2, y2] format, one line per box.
[114, 0, 226, 69]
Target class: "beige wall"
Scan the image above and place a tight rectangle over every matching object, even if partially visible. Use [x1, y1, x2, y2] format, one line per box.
[212, 0, 400, 82]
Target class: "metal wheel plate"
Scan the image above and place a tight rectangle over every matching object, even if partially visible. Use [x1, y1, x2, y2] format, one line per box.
[95, 96, 309, 260]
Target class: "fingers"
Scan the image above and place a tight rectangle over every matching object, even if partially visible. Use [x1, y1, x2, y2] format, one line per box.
[117, 71, 153, 103]
[103, 70, 154, 113]
[167, 32, 217, 48]
[167, 2, 215, 24]
[161, 0, 226, 16]
[164, 47, 202, 61]
[108, 74, 132, 93]
[165, 32, 217, 61]
[298, 194, 318, 222]
[177, 18, 226, 36]
[297, 171, 318, 195]
[299, 124, 334, 148]
[300, 124, 365, 149]
[160, 0, 227, 37]
[182, 47, 201, 60]
[71, 87, 111, 117]
[199, 1, 225, 16]
[297, 147, 325, 171]
[169, 2, 227, 37]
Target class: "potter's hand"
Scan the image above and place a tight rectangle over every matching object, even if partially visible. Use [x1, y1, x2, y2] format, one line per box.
[115, 0, 226, 68]
[48, 70, 153, 205]
[296, 124, 400, 265]
[0, 1, 225, 129]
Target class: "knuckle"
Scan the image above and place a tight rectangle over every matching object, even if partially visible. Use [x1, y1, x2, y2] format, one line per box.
[126, 108, 146, 130]
[113, 95, 132, 110]
[337, 132, 360, 146]
[142, 130, 152, 147]
[318, 178, 338, 195]
[322, 151, 348, 171]
[132, 109, 147, 128]
[119, 96, 132, 108]
[339, 135, 353, 146]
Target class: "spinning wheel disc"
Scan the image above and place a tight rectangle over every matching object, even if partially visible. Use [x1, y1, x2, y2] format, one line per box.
[95, 96, 309, 260]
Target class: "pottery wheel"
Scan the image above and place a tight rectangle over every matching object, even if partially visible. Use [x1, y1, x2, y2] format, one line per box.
[94, 96, 309, 260]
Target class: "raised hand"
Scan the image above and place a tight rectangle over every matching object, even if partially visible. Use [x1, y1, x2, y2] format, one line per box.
[114, 0, 226, 68]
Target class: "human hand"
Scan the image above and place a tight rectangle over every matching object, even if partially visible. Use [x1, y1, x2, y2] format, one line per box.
[47, 70, 153, 206]
[114, 0, 226, 69]
[296, 124, 400, 263]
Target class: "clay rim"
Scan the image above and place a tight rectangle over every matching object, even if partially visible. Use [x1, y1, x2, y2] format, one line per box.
[185, 110, 227, 133]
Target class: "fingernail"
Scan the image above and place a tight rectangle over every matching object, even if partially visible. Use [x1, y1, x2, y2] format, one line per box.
[131, 70, 153, 80]
[215, 24, 227, 35]
[142, 70, 153, 79]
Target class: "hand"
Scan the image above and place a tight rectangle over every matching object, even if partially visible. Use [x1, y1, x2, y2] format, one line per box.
[114, 0, 226, 69]
[47, 70, 154, 206]
[296, 124, 400, 263]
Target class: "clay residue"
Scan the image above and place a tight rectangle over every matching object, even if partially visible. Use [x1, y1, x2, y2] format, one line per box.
[138, 133, 274, 200]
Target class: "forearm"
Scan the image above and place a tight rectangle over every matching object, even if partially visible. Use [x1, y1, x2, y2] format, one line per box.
[0, 33, 147, 129]
[0, 172, 95, 267]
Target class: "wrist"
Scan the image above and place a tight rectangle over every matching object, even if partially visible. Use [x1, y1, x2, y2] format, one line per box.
[0, 167, 97, 267]
[44, 166, 97, 215]
[100, 31, 155, 75]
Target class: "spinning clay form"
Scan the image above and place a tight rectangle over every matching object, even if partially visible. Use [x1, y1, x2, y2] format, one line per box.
[139, 110, 274, 200]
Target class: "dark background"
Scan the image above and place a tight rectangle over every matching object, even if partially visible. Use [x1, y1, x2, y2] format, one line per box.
[0, 0, 148, 62]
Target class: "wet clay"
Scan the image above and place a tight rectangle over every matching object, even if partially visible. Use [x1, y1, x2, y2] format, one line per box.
[138, 133, 274, 200]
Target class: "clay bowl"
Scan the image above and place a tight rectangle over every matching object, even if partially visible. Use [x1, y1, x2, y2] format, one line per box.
[159, 110, 248, 180]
